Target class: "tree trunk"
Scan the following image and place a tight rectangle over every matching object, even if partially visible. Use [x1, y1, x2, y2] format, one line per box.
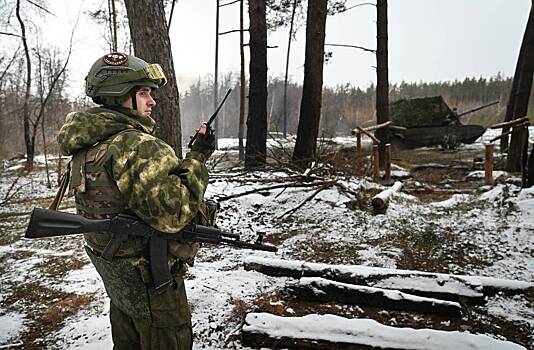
[283, 0, 298, 138]
[528, 142, 534, 187]
[16, 0, 33, 170]
[213, 0, 220, 149]
[506, 3, 534, 172]
[292, 0, 328, 168]
[501, 53, 522, 153]
[245, 0, 268, 168]
[375, 0, 389, 168]
[239, 0, 246, 161]
[124, 0, 183, 157]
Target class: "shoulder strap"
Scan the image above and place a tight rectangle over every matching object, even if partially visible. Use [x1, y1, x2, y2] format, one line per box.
[49, 162, 71, 211]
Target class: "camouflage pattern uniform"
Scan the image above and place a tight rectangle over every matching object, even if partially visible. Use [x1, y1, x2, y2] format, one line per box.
[57, 53, 213, 350]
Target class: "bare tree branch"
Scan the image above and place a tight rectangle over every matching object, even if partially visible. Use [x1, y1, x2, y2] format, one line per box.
[325, 43, 376, 53]
[341, 2, 376, 12]
[0, 176, 23, 206]
[0, 31, 22, 38]
[220, 0, 240, 7]
[276, 180, 336, 218]
[216, 180, 335, 202]
[24, 0, 56, 17]
[219, 28, 248, 35]
[0, 46, 21, 82]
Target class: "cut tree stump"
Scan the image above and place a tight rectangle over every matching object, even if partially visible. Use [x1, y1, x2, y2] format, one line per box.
[244, 257, 533, 303]
[371, 180, 402, 214]
[242, 313, 526, 350]
[289, 277, 463, 317]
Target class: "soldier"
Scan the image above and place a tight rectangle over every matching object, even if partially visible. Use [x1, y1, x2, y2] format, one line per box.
[57, 52, 215, 349]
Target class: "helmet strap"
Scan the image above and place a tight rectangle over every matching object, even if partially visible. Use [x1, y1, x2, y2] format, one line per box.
[129, 88, 139, 111]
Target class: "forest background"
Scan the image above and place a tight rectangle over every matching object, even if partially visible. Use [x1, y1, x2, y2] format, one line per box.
[0, 0, 532, 159]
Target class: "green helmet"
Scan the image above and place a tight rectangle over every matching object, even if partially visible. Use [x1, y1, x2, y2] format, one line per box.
[85, 52, 167, 99]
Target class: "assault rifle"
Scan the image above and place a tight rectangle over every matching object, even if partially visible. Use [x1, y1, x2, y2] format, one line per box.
[25, 207, 277, 291]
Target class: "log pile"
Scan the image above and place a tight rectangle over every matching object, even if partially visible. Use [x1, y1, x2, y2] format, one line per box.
[244, 257, 532, 300]
[241, 257, 532, 349]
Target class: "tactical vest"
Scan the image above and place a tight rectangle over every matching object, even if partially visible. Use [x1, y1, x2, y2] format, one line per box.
[68, 129, 204, 264]
[67, 130, 142, 257]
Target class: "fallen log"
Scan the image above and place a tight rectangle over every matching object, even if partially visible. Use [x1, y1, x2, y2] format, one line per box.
[242, 313, 526, 350]
[289, 277, 463, 317]
[244, 257, 533, 302]
[371, 181, 402, 214]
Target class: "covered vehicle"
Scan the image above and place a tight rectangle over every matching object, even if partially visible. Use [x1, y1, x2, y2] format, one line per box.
[390, 96, 498, 148]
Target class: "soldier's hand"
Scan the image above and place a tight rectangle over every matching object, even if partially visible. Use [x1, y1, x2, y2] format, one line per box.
[191, 123, 215, 159]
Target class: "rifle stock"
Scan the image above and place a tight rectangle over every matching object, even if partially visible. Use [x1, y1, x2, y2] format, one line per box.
[26, 208, 110, 238]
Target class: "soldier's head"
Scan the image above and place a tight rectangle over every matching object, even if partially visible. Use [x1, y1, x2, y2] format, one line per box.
[85, 52, 166, 116]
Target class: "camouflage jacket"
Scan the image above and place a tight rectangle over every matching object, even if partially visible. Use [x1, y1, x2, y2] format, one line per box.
[58, 106, 209, 233]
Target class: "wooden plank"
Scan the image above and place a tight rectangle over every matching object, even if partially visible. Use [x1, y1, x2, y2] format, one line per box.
[485, 143, 494, 185]
[372, 145, 380, 182]
[290, 277, 462, 317]
[242, 313, 526, 350]
[489, 117, 529, 129]
[357, 126, 381, 144]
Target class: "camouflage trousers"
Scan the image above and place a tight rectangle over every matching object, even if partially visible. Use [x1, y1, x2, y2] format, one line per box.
[108, 276, 192, 350]
[85, 247, 193, 349]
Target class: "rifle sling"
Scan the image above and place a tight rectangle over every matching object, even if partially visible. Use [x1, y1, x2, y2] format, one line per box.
[49, 162, 71, 211]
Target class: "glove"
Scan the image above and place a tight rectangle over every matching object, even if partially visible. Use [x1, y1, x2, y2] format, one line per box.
[190, 125, 215, 159]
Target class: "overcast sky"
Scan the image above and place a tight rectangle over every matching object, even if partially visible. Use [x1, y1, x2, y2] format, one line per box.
[21, 0, 533, 94]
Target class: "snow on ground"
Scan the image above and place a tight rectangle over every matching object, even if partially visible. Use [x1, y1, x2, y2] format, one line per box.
[0, 131, 533, 349]
[0, 312, 25, 345]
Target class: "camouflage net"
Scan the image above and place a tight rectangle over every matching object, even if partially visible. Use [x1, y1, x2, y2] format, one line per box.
[391, 96, 454, 128]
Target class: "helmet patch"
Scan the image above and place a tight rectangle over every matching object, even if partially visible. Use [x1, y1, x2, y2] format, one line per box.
[102, 52, 128, 66]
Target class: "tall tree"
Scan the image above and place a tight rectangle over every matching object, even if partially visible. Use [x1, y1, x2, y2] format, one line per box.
[506, 2, 534, 172]
[239, 0, 246, 160]
[375, 0, 389, 168]
[124, 0, 183, 157]
[292, 0, 328, 168]
[283, 0, 298, 138]
[15, 0, 33, 169]
[214, 0, 220, 149]
[245, 0, 268, 168]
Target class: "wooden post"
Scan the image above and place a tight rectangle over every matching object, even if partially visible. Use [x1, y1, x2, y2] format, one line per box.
[485, 143, 494, 185]
[355, 132, 362, 175]
[372, 144, 380, 182]
[521, 126, 529, 187]
[384, 143, 391, 181]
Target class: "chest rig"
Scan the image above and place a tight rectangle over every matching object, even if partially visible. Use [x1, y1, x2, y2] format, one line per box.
[51, 129, 207, 265]
[70, 129, 149, 258]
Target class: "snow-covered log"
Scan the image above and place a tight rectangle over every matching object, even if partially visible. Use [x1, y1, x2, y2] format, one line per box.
[290, 277, 463, 317]
[372, 181, 403, 214]
[242, 313, 526, 350]
[244, 257, 533, 302]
